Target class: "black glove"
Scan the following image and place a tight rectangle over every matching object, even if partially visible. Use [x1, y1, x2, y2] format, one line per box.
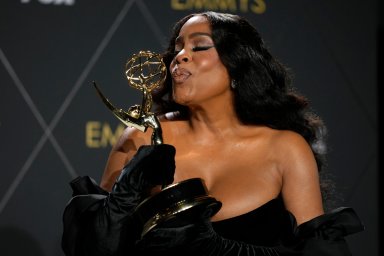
[108, 144, 176, 217]
[291, 207, 364, 256]
[135, 207, 364, 256]
[62, 144, 176, 256]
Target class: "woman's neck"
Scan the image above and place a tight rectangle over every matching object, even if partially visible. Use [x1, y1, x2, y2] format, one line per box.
[187, 103, 243, 142]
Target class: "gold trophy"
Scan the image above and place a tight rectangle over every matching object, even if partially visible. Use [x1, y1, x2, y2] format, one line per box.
[93, 51, 221, 237]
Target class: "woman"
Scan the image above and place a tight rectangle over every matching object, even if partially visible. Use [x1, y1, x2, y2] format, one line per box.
[62, 12, 363, 256]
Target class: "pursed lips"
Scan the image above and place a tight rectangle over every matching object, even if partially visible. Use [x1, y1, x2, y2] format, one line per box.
[171, 67, 192, 84]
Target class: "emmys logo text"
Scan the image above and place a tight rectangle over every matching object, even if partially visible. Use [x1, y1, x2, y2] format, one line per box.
[85, 121, 125, 148]
[171, 0, 266, 14]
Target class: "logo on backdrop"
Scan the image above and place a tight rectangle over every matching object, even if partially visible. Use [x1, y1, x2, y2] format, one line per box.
[20, 0, 75, 5]
[20, 0, 266, 12]
[85, 121, 125, 148]
[171, 0, 266, 14]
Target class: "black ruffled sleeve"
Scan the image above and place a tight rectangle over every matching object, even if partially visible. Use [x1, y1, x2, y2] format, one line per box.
[61, 145, 176, 256]
[281, 207, 365, 255]
[61, 176, 109, 256]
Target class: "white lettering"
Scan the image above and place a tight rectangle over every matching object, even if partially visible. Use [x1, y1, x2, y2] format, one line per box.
[21, 0, 75, 5]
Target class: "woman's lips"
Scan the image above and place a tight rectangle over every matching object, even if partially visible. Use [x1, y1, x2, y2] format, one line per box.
[171, 68, 191, 84]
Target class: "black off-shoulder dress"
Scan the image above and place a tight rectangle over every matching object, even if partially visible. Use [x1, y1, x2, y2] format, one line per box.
[62, 176, 364, 256]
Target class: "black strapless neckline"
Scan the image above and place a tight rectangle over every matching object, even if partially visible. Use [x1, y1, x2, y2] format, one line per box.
[211, 197, 288, 246]
[212, 197, 283, 224]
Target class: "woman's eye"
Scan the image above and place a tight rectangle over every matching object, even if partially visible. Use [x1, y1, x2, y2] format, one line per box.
[192, 46, 214, 52]
[172, 45, 214, 55]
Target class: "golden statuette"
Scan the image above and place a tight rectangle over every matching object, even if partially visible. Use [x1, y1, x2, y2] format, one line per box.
[93, 50, 167, 145]
[93, 50, 221, 238]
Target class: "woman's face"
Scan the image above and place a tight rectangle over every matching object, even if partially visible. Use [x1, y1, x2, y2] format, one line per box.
[170, 15, 231, 107]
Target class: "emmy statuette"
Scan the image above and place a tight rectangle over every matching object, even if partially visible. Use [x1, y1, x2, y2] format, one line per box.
[93, 51, 221, 237]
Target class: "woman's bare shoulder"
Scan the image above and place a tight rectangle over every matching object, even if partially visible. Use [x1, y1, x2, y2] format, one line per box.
[244, 126, 309, 148]
[268, 129, 312, 154]
[255, 128, 317, 175]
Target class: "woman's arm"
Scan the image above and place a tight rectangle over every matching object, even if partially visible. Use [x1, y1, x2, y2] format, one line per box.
[100, 127, 151, 191]
[278, 131, 324, 224]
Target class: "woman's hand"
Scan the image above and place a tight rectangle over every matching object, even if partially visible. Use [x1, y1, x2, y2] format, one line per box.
[110, 144, 176, 211]
[62, 144, 176, 256]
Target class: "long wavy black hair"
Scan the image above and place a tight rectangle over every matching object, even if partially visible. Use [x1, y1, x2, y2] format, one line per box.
[153, 12, 333, 203]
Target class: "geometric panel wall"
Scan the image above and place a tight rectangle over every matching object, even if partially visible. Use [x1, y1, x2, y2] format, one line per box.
[0, 0, 378, 255]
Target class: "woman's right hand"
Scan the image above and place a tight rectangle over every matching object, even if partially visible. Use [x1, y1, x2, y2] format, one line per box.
[62, 144, 176, 256]
[110, 144, 176, 212]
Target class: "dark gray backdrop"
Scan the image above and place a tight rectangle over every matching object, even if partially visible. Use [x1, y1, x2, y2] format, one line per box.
[0, 0, 378, 255]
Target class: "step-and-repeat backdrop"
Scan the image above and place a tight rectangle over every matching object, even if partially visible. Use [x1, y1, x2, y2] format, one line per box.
[0, 0, 378, 255]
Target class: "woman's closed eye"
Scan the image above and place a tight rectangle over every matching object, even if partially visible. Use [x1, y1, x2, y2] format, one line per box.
[173, 45, 214, 55]
[192, 45, 214, 52]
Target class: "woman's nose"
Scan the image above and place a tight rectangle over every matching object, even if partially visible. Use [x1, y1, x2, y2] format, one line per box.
[175, 49, 191, 64]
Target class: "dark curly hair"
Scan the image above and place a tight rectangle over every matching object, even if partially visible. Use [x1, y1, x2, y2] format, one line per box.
[153, 12, 330, 191]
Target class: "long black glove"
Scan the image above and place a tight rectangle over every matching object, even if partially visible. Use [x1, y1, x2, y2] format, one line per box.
[62, 144, 176, 256]
[135, 207, 363, 256]
[291, 207, 364, 256]
[108, 144, 176, 217]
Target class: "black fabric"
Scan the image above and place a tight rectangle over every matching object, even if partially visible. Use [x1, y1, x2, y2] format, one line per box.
[136, 219, 283, 255]
[61, 144, 176, 256]
[212, 197, 287, 247]
[136, 201, 364, 256]
[61, 145, 364, 255]
[291, 207, 365, 256]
